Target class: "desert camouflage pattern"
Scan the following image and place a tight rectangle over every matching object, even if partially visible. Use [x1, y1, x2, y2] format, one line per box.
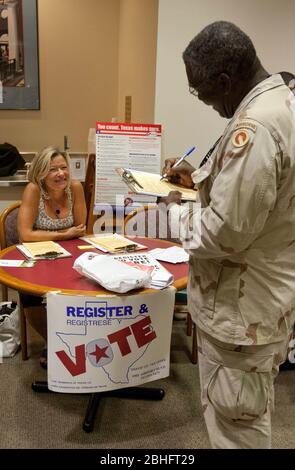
[197, 327, 292, 448]
[186, 74, 295, 345]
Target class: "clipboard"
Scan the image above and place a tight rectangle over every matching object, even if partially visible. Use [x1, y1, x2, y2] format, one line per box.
[16, 241, 72, 260]
[80, 233, 147, 253]
[116, 168, 197, 201]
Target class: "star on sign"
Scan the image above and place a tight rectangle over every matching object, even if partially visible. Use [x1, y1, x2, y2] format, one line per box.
[89, 344, 109, 363]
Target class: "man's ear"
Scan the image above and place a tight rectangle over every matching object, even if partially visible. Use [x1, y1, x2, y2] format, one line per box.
[217, 73, 231, 95]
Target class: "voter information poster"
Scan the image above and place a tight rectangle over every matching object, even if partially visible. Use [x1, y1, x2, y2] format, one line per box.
[47, 288, 175, 393]
[95, 121, 162, 208]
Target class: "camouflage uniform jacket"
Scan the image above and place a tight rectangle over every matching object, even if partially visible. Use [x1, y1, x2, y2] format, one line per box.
[173, 74, 295, 345]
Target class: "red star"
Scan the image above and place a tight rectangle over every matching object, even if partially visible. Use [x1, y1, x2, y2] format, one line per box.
[89, 344, 109, 363]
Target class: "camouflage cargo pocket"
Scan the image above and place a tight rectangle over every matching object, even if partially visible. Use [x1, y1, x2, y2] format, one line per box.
[207, 365, 272, 421]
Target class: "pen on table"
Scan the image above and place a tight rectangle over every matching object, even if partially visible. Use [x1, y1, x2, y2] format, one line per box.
[160, 146, 196, 180]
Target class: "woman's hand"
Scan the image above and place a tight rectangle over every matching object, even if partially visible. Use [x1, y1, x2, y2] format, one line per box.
[162, 158, 196, 188]
[63, 224, 86, 239]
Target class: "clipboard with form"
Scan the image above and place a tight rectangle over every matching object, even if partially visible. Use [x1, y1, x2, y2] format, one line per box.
[80, 234, 147, 253]
[17, 241, 72, 260]
[116, 168, 198, 201]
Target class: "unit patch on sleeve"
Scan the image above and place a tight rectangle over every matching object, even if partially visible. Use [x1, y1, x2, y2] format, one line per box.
[231, 129, 250, 148]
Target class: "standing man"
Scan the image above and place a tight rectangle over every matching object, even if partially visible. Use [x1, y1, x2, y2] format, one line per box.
[279, 71, 295, 373]
[162, 21, 295, 448]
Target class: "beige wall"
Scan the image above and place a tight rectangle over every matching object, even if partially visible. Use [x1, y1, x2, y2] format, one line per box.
[117, 0, 158, 123]
[0, 0, 158, 153]
[155, 0, 295, 163]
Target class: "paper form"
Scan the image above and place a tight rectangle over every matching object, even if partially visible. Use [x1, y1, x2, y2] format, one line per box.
[149, 247, 189, 264]
[80, 233, 147, 253]
[0, 259, 35, 267]
[117, 168, 198, 201]
[18, 241, 71, 259]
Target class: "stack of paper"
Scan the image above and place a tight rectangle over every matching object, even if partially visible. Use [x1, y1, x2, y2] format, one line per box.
[80, 233, 146, 253]
[149, 247, 189, 264]
[112, 252, 174, 289]
[17, 241, 71, 260]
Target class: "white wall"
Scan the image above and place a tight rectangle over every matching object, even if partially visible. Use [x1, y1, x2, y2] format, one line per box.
[155, 0, 295, 166]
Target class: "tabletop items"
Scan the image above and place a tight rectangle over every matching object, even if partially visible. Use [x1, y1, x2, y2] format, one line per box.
[149, 246, 189, 264]
[113, 252, 174, 290]
[80, 233, 146, 253]
[73, 251, 174, 293]
[17, 241, 71, 260]
[73, 252, 152, 293]
[0, 237, 187, 295]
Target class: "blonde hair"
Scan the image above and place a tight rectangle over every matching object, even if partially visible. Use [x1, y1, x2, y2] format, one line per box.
[28, 146, 71, 198]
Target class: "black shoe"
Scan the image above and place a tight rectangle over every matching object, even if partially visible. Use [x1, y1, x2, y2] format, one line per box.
[280, 360, 295, 371]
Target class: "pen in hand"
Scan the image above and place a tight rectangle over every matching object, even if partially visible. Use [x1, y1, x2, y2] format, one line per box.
[160, 146, 196, 180]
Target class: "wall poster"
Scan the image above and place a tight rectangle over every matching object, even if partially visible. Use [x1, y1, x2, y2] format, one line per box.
[0, 0, 39, 109]
[95, 121, 162, 208]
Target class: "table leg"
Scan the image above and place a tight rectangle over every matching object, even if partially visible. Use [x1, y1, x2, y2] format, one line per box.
[31, 381, 51, 392]
[31, 381, 165, 433]
[83, 393, 102, 432]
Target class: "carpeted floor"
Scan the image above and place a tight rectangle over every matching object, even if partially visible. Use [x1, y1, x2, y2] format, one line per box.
[1, 307, 295, 448]
[0, 320, 209, 449]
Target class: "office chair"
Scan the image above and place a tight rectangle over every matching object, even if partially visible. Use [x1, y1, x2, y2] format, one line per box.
[83, 153, 96, 232]
[0, 201, 28, 360]
[123, 204, 197, 364]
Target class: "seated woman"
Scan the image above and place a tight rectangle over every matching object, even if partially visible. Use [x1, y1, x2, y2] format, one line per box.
[17, 146, 87, 368]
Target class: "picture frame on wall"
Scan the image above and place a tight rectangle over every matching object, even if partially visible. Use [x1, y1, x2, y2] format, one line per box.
[0, 0, 39, 110]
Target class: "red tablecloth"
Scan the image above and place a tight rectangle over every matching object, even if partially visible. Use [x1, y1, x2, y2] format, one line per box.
[0, 238, 188, 295]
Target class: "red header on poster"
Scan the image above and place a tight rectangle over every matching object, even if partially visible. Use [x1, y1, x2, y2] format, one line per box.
[96, 122, 161, 136]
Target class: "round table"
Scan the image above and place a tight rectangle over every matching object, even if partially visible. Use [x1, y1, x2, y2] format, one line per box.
[0, 237, 189, 432]
[0, 237, 188, 296]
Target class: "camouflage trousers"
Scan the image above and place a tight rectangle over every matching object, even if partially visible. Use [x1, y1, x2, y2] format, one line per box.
[197, 328, 292, 449]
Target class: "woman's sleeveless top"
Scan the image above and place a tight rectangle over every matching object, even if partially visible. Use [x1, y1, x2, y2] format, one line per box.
[34, 190, 74, 231]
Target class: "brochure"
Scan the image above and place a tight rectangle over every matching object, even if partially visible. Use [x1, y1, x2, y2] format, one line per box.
[112, 252, 174, 289]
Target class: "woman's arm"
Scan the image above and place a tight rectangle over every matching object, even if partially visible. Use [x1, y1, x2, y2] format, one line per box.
[71, 180, 87, 226]
[17, 183, 52, 242]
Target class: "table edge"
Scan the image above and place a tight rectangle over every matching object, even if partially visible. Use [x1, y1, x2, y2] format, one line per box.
[0, 243, 188, 295]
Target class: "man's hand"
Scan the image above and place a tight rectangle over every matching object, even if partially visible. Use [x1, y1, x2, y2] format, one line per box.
[162, 158, 195, 188]
[158, 190, 182, 206]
